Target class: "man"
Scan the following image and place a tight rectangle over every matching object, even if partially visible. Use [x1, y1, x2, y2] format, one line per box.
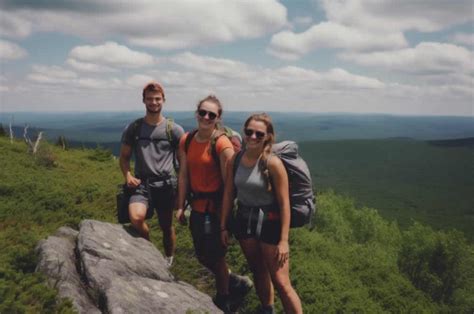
[119, 82, 184, 267]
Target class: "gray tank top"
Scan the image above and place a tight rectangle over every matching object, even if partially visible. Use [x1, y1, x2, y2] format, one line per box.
[234, 156, 275, 207]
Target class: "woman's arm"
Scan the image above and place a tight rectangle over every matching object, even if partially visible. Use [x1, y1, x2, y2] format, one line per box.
[267, 156, 290, 267]
[219, 147, 234, 182]
[176, 144, 189, 224]
[220, 154, 236, 247]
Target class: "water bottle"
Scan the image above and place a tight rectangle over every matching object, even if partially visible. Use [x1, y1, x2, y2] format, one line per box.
[204, 214, 212, 235]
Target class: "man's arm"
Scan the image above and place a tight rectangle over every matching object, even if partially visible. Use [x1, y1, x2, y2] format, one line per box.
[119, 144, 141, 187]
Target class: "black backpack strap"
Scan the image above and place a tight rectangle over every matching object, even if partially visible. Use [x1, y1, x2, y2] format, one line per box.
[130, 117, 144, 148]
[184, 129, 198, 154]
[210, 132, 227, 166]
[233, 150, 244, 179]
[165, 118, 179, 176]
[165, 118, 174, 146]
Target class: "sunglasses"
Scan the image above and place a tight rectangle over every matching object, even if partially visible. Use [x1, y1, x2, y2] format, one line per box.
[244, 128, 266, 139]
[197, 109, 218, 120]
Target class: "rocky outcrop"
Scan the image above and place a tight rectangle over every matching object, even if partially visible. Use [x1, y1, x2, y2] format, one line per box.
[36, 220, 220, 313]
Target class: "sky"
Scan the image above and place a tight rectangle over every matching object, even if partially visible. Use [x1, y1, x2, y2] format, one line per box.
[0, 0, 473, 116]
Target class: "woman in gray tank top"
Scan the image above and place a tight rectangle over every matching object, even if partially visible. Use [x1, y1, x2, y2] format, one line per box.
[220, 113, 302, 314]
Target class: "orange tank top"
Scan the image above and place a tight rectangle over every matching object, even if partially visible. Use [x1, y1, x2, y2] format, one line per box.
[179, 132, 233, 213]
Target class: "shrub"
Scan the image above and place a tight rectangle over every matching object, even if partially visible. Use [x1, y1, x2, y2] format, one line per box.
[35, 146, 58, 168]
[88, 147, 113, 162]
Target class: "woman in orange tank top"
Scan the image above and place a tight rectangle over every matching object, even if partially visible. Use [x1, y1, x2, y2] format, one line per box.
[176, 95, 252, 312]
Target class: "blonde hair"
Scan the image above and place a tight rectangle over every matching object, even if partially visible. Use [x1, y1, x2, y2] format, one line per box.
[243, 113, 275, 191]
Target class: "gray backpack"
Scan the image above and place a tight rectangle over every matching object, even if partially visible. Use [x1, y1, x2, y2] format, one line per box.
[234, 141, 316, 228]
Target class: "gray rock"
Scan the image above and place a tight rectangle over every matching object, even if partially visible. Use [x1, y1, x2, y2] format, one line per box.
[105, 276, 220, 314]
[35, 227, 100, 314]
[37, 220, 220, 313]
[77, 220, 174, 293]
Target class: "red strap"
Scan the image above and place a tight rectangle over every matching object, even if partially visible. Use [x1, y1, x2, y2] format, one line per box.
[267, 211, 280, 220]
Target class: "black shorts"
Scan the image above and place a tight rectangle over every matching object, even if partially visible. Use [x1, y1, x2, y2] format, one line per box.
[233, 206, 282, 245]
[129, 178, 177, 213]
[189, 211, 227, 261]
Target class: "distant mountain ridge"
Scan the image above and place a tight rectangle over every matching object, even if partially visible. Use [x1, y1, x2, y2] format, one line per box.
[2, 112, 474, 143]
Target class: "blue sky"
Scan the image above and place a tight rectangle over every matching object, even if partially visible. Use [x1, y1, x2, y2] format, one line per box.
[0, 0, 473, 116]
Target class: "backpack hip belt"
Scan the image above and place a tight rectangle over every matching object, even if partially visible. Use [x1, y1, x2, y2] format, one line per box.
[190, 190, 222, 200]
[139, 175, 176, 188]
[237, 202, 280, 239]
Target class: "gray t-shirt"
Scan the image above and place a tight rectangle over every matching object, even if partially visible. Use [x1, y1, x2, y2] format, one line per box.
[234, 157, 275, 207]
[121, 117, 184, 179]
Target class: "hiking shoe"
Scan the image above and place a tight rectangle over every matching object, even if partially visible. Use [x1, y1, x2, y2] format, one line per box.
[229, 273, 253, 312]
[258, 304, 275, 314]
[213, 294, 231, 313]
[164, 256, 174, 268]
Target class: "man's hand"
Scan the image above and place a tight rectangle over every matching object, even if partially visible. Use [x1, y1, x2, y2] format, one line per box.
[175, 208, 187, 225]
[126, 173, 141, 188]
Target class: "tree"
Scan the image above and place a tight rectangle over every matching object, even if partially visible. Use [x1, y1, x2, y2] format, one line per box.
[0, 123, 6, 137]
[56, 136, 69, 150]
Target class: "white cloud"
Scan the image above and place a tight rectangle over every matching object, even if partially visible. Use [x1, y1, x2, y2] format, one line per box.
[0, 14, 32, 38]
[68, 42, 155, 68]
[76, 77, 122, 89]
[25, 64, 125, 91]
[340, 42, 473, 75]
[0, 39, 28, 60]
[166, 53, 385, 92]
[170, 52, 255, 79]
[0, 0, 287, 49]
[66, 58, 117, 73]
[255, 66, 384, 90]
[27, 65, 77, 84]
[268, 22, 407, 60]
[0, 75, 9, 92]
[291, 16, 313, 28]
[126, 74, 156, 88]
[320, 0, 473, 32]
[9, 59, 474, 115]
[451, 32, 474, 46]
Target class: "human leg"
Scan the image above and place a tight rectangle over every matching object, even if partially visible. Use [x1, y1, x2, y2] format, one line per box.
[239, 238, 274, 307]
[151, 183, 177, 264]
[189, 211, 231, 311]
[128, 202, 150, 240]
[128, 184, 152, 240]
[156, 205, 176, 258]
[260, 242, 302, 314]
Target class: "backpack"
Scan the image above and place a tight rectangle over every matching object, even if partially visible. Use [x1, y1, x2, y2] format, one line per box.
[233, 141, 315, 228]
[184, 126, 242, 165]
[128, 117, 179, 175]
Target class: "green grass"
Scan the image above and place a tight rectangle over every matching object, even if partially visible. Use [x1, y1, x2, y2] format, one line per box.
[1, 136, 473, 313]
[300, 138, 474, 240]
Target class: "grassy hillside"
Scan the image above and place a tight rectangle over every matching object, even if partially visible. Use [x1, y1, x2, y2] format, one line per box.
[299, 138, 474, 240]
[1, 136, 473, 313]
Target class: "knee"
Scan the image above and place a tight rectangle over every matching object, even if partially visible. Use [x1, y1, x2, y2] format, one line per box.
[272, 276, 292, 295]
[129, 215, 145, 226]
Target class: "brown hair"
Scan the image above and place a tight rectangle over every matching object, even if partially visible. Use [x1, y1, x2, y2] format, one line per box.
[196, 94, 223, 130]
[142, 82, 165, 101]
[243, 113, 275, 191]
